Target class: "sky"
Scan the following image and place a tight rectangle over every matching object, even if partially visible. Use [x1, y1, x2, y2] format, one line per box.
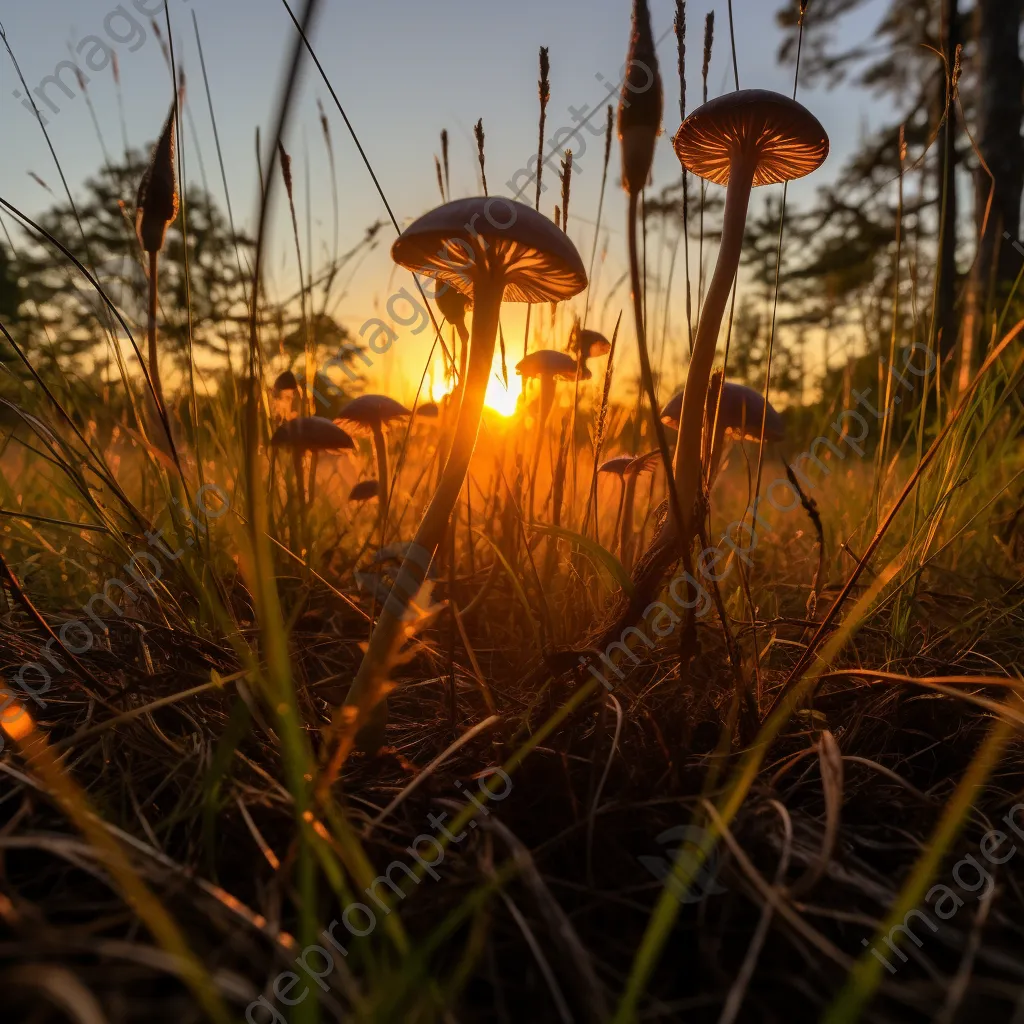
[0, 0, 891, 410]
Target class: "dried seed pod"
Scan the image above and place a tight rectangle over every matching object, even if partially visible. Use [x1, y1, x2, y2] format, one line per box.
[136, 101, 179, 254]
[618, 0, 663, 195]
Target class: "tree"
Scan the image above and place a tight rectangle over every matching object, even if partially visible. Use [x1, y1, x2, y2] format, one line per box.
[777, 0, 1024, 381]
[17, 152, 253, 374]
[0, 243, 21, 324]
[963, 0, 1024, 383]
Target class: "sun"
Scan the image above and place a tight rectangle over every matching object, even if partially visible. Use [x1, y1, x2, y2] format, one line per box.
[427, 360, 521, 417]
[484, 374, 521, 417]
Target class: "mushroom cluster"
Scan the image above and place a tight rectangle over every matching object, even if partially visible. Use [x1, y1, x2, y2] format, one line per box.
[335, 197, 587, 751]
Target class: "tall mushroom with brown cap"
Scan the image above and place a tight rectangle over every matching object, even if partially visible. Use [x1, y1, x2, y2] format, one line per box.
[270, 416, 354, 546]
[335, 197, 587, 755]
[517, 349, 591, 521]
[669, 90, 827, 542]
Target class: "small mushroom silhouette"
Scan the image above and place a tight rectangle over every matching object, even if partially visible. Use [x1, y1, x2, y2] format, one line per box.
[574, 328, 612, 366]
[337, 196, 586, 754]
[599, 455, 635, 552]
[669, 89, 827, 539]
[620, 452, 660, 571]
[336, 394, 412, 550]
[517, 348, 591, 521]
[349, 479, 380, 503]
[270, 416, 354, 541]
[661, 378, 785, 480]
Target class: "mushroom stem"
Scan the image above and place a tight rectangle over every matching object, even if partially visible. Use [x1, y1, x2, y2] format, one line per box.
[308, 450, 320, 510]
[339, 271, 505, 752]
[292, 447, 306, 554]
[611, 476, 626, 554]
[371, 421, 389, 552]
[620, 472, 640, 572]
[529, 374, 556, 523]
[671, 147, 757, 538]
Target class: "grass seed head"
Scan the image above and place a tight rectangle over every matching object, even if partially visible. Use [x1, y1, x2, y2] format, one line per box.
[618, 0, 663, 195]
[136, 101, 179, 254]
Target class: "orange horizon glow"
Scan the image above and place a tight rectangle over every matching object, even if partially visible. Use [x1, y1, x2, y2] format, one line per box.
[428, 360, 523, 418]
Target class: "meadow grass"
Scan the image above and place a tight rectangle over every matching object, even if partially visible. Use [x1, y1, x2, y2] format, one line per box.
[1, 2, 1023, 1022]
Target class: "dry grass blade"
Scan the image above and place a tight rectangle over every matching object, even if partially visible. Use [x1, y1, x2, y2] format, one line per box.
[487, 815, 611, 1023]
[366, 714, 501, 835]
[717, 799, 792, 1024]
[2, 965, 111, 1024]
[1, 717, 231, 1023]
[824, 708, 1019, 1023]
[789, 729, 844, 898]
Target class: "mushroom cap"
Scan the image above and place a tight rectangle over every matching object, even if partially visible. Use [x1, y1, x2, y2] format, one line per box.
[349, 479, 380, 502]
[576, 329, 611, 359]
[336, 394, 412, 430]
[660, 390, 684, 429]
[599, 455, 635, 477]
[270, 416, 355, 451]
[660, 383, 784, 441]
[417, 402, 440, 419]
[713, 382, 786, 442]
[392, 197, 587, 304]
[625, 450, 661, 477]
[273, 370, 298, 394]
[516, 350, 589, 381]
[673, 89, 829, 188]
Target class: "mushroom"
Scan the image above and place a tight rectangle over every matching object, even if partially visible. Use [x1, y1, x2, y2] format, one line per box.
[662, 378, 786, 480]
[669, 90, 827, 541]
[337, 196, 586, 753]
[517, 349, 592, 418]
[417, 402, 440, 420]
[336, 397, 411, 496]
[599, 455, 635, 552]
[269, 416, 354, 542]
[349, 479, 380, 503]
[574, 328, 612, 366]
[619, 452, 660, 571]
[517, 348, 592, 521]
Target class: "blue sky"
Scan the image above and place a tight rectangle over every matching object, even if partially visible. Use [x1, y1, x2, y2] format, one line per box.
[0, 0, 890, 404]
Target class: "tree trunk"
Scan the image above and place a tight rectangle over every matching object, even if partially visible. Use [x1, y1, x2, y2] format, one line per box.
[936, 0, 961, 372]
[962, 0, 1024, 386]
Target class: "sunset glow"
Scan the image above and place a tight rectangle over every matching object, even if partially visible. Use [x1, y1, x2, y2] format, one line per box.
[428, 368, 522, 417]
[484, 373, 521, 417]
